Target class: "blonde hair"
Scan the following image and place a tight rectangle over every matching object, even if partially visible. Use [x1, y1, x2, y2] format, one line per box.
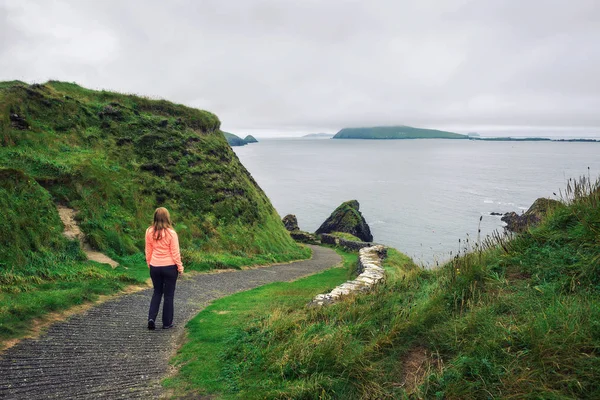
[151, 207, 172, 240]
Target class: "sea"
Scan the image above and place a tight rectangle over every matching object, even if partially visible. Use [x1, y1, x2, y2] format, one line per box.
[233, 139, 600, 267]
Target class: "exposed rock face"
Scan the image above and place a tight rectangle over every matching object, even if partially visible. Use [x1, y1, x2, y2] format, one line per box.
[282, 214, 299, 231]
[10, 113, 29, 130]
[502, 198, 561, 233]
[320, 234, 338, 246]
[316, 200, 373, 242]
[97, 104, 124, 120]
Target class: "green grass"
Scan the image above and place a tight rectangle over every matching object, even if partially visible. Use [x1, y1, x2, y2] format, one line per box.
[164, 248, 358, 398]
[329, 231, 362, 242]
[0, 80, 308, 344]
[1, 81, 301, 262]
[169, 177, 600, 399]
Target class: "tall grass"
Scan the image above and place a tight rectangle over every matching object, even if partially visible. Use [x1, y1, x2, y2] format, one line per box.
[170, 176, 600, 399]
[164, 249, 358, 399]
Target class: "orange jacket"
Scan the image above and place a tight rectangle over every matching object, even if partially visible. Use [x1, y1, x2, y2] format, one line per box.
[145, 227, 183, 271]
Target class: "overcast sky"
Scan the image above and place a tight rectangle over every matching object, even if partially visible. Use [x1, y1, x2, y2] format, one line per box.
[1, 0, 600, 137]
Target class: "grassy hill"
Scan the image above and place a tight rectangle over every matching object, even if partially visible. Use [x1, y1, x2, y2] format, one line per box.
[169, 177, 600, 399]
[333, 125, 467, 140]
[0, 81, 306, 341]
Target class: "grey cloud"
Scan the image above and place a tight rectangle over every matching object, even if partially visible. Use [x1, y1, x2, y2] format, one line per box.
[1, 0, 599, 136]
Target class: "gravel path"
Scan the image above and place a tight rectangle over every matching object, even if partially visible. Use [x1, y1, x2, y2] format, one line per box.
[0, 245, 341, 399]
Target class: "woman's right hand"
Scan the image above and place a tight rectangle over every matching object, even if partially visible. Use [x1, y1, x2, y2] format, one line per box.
[178, 266, 184, 274]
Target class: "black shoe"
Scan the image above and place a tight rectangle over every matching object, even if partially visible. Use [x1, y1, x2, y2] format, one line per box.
[148, 319, 155, 330]
[162, 324, 174, 329]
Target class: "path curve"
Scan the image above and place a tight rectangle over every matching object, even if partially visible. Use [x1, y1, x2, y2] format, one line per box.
[0, 245, 341, 399]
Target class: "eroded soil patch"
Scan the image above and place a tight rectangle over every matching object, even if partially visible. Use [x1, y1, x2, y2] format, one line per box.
[57, 205, 118, 268]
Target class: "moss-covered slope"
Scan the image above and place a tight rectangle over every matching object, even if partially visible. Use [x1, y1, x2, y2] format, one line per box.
[0, 81, 303, 270]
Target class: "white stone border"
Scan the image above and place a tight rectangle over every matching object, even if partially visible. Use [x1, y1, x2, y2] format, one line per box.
[309, 245, 387, 306]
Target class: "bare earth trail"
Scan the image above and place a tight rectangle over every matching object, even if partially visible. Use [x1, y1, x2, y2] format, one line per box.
[57, 206, 119, 268]
[0, 245, 341, 399]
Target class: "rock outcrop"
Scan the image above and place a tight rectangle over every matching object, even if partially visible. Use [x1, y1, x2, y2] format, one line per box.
[10, 113, 29, 130]
[315, 200, 373, 242]
[320, 233, 375, 251]
[501, 198, 561, 233]
[222, 131, 247, 146]
[282, 214, 299, 231]
[290, 230, 319, 244]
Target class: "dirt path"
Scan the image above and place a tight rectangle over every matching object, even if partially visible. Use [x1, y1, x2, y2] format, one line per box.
[57, 205, 118, 268]
[0, 245, 341, 399]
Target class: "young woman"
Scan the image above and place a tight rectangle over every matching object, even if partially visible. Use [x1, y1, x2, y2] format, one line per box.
[145, 207, 184, 330]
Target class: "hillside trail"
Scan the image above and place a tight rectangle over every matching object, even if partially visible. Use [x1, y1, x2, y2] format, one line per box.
[0, 244, 341, 399]
[57, 205, 119, 268]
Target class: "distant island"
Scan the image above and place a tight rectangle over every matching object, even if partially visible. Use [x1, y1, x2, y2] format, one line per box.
[303, 133, 334, 139]
[470, 136, 599, 143]
[332, 126, 599, 142]
[332, 126, 467, 140]
[222, 131, 259, 146]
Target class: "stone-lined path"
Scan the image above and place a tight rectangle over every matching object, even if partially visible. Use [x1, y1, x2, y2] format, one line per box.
[0, 245, 341, 399]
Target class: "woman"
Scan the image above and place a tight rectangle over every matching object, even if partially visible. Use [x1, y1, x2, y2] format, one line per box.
[145, 207, 184, 330]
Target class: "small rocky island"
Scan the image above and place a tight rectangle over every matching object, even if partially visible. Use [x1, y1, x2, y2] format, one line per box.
[282, 199, 374, 245]
[501, 198, 561, 233]
[316, 200, 373, 242]
[222, 131, 258, 146]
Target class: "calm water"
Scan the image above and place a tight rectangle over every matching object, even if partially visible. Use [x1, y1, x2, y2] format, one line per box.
[233, 139, 600, 266]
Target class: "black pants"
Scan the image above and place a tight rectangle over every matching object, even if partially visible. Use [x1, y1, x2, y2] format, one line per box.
[148, 265, 178, 327]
